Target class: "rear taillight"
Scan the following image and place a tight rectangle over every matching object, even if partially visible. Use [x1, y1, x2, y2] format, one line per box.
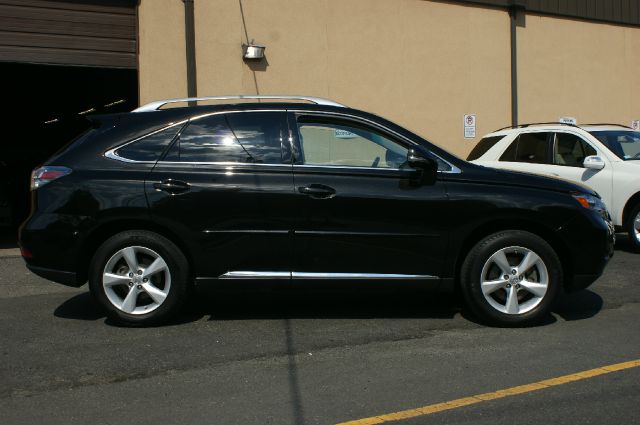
[30, 166, 72, 190]
[20, 246, 33, 259]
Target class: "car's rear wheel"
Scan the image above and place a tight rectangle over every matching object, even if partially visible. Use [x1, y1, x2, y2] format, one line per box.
[89, 230, 189, 326]
[460, 230, 561, 326]
[626, 204, 640, 252]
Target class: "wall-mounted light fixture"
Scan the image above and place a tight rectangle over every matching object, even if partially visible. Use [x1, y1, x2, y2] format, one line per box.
[242, 40, 265, 60]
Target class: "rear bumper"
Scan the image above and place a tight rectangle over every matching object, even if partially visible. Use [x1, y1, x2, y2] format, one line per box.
[19, 212, 85, 285]
[26, 264, 83, 287]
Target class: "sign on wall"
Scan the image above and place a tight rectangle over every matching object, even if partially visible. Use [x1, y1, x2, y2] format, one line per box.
[559, 117, 577, 125]
[464, 114, 476, 139]
[632, 120, 640, 131]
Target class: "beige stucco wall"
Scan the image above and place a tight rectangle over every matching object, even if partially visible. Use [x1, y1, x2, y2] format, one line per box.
[517, 13, 640, 127]
[137, 0, 640, 157]
[137, 0, 187, 104]
[138, 0, 510, 156]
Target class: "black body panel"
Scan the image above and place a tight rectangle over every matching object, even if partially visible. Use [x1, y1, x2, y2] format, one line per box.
[19, 102, 614, 292]
[291, 165, 448, 275]
[146, 162, 295, 277]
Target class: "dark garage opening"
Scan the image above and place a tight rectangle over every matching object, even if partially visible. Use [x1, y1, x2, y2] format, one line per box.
[0, 62, 138, 246]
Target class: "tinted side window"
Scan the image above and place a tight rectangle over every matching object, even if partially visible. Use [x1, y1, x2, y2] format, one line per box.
[499, 137, 518, 161]
[165, 112, 285, 164]
[226, 112, 287, 163]
[297, 118, 408, 169]
[500, 133, 550, 164]
[115, 124, 182, 161]
[554, 133, 597, 167]
[467, 135, 505, 161]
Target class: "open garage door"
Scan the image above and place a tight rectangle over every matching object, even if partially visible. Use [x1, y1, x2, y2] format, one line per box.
[0, 62, 138, 239]
[0, 0, 137, 69]
[0, 0, 139, 243]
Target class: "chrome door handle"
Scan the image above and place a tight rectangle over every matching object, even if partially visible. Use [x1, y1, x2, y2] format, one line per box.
[298, 184, 336, 199]
[153, 179, 190, 194]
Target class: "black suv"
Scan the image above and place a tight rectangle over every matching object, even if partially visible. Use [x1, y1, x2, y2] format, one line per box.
[19, 96, 614, 326]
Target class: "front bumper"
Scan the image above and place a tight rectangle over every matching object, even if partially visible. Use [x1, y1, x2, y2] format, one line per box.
[560, 213, 615, 292]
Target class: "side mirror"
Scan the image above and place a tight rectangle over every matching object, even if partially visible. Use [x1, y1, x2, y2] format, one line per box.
[583, 155, 605, 170]
[407, 149, 437, 185]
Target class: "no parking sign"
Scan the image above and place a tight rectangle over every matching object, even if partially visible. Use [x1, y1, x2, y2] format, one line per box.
[464, 114, 476, 139]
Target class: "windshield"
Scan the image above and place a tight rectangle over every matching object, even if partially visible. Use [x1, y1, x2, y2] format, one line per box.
[590, 130, 640, 160]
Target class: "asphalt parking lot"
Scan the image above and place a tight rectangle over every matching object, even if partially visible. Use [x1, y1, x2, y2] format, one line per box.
[1, 237, 639, 425]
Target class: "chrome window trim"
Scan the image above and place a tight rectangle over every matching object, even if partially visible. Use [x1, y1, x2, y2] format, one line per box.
[187, 108, 284, 122]
[153, 161, 292, 167]
[292, 164, 408, 173]
[217, 271, 438, 280]
[156, 110, 291, 166]
[104, 110, 285, 165]
[133, 95, 346, 112]
[105, 151, 154, 164]
[436, 158, 462, 174]
[104, 108, 462, 174]
[104, 120, 188, 164]
[289, 109, 462, 174]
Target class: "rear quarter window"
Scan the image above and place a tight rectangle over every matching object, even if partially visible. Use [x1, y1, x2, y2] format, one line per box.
[115, 124, 183, 162]
[467, 135, 505, 161]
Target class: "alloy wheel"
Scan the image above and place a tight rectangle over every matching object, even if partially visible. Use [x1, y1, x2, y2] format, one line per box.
[102, 246, 171, 315]
[480, 246, 549, 315]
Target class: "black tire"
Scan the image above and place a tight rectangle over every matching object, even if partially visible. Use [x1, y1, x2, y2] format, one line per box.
[460, 230, 562, 327]
[626, 204, 640, 252]
[88, 230, 190, 326]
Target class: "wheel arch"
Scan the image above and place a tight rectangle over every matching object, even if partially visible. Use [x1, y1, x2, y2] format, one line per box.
[621, 191, 640, 228]
[76, 219, 195, 284]
[453, 219, 572, 292]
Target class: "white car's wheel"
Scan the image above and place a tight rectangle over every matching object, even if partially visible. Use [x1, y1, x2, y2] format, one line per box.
[627, 204, 640, 251]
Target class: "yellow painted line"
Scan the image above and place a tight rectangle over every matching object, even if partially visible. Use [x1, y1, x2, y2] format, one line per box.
[336, 359, 640, 425]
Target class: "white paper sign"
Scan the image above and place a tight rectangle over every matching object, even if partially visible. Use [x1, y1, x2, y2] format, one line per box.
[559, 117, 577, 125]
[464, 114, 476, 139]
[631, 120, 640, 131]
[335, 129, 358, 139]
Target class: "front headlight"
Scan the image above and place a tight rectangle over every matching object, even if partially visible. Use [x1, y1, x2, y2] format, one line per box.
[572, 193, 610, 220]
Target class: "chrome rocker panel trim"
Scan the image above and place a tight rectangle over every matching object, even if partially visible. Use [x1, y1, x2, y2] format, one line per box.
[217, 271, 438, 280]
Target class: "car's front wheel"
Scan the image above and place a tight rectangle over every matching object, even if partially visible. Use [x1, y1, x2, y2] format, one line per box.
[88, 230, 189, 326]
[460, 230, 561, 326]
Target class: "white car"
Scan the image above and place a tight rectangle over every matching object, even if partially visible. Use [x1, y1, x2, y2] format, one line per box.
[469, 123, 640, 250]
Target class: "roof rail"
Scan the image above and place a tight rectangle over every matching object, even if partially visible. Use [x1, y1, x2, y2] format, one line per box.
[493, 121, 579, 132]
[132, 95, 346, 112]
[580, 123, 633, 129]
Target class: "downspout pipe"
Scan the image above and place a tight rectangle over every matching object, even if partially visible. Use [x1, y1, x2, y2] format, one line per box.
[509, 0, 525, 127]
[183, 0, 197, 105]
